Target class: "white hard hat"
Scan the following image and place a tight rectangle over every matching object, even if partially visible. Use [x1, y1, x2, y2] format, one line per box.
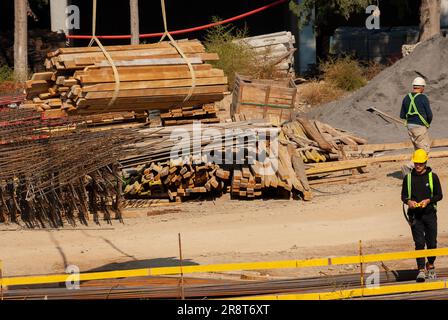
[412, 77, 426, 87]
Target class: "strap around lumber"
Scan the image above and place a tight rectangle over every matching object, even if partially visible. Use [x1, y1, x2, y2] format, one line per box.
[88, 0, 121, 107]
[159, 0, 196, 105]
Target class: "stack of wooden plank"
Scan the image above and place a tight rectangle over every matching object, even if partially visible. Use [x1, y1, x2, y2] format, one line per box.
[121, 120, 312, 201]
[235, 31, 296, 78]
[160, 104, 220, 126]
[231, 166, 263, 198]
[80, 111, 136, 124]
[124, 160, 230, 201]
[23, 40, 228, 117]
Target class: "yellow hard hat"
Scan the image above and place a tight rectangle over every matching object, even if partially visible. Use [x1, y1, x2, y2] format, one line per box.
[412, 149, 429, 163]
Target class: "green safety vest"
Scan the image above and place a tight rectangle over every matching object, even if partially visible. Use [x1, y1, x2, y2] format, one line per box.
[407, 172, 436, 209]
[405, 93, 430, 128]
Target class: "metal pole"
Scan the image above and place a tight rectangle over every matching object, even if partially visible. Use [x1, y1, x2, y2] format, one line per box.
[178, 233, 185, 300]
[1, 260, 3, 300]
[359, 240, 364, 295]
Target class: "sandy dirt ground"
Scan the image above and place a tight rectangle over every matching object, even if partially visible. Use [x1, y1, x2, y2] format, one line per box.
[2, 158, 448, 279]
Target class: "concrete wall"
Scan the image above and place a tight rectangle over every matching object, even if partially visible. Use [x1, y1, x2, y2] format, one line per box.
[331, 27, 420, 63]
[50, 0, 68, 34]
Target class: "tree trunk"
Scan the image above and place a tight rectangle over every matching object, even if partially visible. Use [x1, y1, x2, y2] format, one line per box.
[419, 0, 441, 42]
[130, 0, 140, 45]
[14, 0, 28, 82]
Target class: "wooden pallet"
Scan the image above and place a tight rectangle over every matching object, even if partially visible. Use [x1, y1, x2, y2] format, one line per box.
[231, 74, 297, 124]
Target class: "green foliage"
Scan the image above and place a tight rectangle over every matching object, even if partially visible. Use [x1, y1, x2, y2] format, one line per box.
[320, 56, 367, 91]
[289, 0, 369, 32]
[204, 18, 257, 89]
[0, 65, 14, 82]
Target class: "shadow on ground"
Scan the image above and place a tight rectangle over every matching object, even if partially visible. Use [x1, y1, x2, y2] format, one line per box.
[87, 257, 199, 272]
[387, 170, 405, 180]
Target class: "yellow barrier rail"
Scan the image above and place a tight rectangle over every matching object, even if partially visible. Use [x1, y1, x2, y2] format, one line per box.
[230, 280, 448, 300]
[1, 247, 448, 287]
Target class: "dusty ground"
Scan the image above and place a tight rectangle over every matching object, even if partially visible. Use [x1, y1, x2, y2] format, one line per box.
[2, 157, 448, 279]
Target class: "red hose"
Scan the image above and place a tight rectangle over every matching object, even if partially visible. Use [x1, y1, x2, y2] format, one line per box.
[66, 0, 288, 40]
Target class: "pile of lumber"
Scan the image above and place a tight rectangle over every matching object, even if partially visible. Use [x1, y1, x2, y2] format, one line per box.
[121, 120, 311, 201]
[160, 104, 219, 126]
[235, 31, 296, 78]
[282, 118, 368, 163]
[230, 141, 309, 199]
[23, 40, 228, 116]
[124, 157, 308, 201]
[124, 160, 230, 200]
[120, 117, 371, 201]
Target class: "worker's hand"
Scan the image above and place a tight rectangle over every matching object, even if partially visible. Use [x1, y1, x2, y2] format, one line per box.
[420, 199, 431, 208]
[408, 200, 418, 209]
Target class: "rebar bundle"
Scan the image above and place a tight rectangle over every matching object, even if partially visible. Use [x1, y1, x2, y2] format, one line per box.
[0, 108, 135, 228]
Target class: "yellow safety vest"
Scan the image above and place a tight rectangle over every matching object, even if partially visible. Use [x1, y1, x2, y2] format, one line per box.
[405, 93, 430, 128]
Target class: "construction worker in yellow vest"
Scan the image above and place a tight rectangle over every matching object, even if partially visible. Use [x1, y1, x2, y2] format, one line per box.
[400, 77, 433, 176]
[401, 149, 443, 282]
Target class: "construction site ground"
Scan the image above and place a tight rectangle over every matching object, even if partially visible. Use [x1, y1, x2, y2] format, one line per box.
[2, 157, 448, 280]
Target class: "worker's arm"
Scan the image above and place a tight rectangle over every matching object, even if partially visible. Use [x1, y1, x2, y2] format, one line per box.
[422, 95, 433, 125]
[400, 97, 407, 120]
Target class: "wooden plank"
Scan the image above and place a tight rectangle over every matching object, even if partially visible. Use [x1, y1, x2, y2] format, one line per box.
[83, 85, 227, 100]
[57, 45, 205, 63]
[306, 163, 367, 175]
[287, 144, 310, 191]
[67, 53, 219, 69]
[75, 95, 224, 111]
[343, 138, 448, 154]
[52, 40, 203, 55]
[82, 63, 212, 76]
[317, 121, 358, 146]
[25, 80, 50, 89]
[79, 69, 225, 84]
[31, 72, 55, 81]
[94, 57, 203, 67]
[306, 150, 448, 175]
[82, 77, 228, 92]
[297, 118, 334, 153]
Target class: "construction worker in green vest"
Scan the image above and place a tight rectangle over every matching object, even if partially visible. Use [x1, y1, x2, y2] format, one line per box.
[401, 149, 443, 282]
[400, 77, 433, 176]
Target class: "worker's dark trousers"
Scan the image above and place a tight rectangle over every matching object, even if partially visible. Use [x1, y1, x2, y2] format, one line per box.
[410, 211, 438, 269]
